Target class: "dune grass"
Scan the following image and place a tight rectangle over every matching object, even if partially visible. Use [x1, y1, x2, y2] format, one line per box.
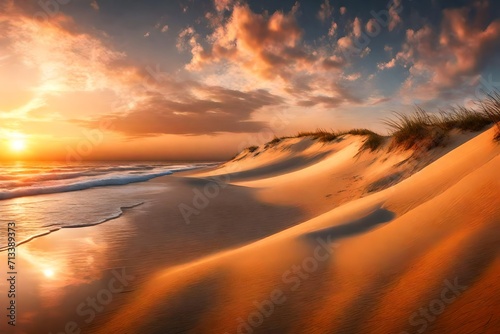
[360, 132, 385, 151]
[296, 128, 339, 142]
[436, 106, 491, 131]
[252, 95, 500, 157]
[247, 146, 259, 153]
[383, 108, 444, 150]
[384, 96, 500, 149]
[345, 128, 379, 136]
[262, 127, 385, 151]
[263, 136, 286, 149]
[481, 93, 500, 141]
[295, 128, 385, 150]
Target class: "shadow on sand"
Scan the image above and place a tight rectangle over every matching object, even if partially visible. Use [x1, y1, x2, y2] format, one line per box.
[304, 208, 396, 243]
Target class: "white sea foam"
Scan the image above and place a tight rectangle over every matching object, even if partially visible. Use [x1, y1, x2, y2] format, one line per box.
[0, 161, 217, 250]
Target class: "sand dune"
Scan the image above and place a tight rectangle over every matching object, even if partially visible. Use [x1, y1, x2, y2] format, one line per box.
[95, 127, 500, 333]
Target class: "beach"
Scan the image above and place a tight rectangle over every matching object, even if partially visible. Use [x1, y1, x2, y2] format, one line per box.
[1, 127, 499, 333]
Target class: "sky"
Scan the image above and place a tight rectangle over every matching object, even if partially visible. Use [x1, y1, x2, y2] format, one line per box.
[0, 0, 500, 161]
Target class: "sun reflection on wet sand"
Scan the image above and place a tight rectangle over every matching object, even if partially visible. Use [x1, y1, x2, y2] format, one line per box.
[0, 213, 138, 333]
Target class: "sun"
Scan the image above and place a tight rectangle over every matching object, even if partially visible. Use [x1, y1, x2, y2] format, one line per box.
[43, 269, 55, 278]
[9, 137, 26, 152]
[11, 139, 26, 152]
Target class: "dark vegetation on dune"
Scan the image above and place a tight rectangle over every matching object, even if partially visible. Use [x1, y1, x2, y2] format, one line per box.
[242, 95, 500, 156]
[247, 146, 259, 153]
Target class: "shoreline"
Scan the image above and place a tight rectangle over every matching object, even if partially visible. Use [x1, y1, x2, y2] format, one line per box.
[0, 202, 145, 253]
[1, 172, 306, 333]
[0, 163, 215, 252]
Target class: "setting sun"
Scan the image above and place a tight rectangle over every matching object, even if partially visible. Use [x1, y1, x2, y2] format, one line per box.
[43, 269, 55, 278]
[9, 137, 26, 153]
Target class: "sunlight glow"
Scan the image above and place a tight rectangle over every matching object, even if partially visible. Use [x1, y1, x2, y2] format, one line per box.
[43, 269, 55, 278]
[8, 134, 27, 153]
[10, 139, 26, 152]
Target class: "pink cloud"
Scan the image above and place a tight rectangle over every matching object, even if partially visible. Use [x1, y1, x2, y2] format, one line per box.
[366, 18, 380, 35]
[90, 0, 99, 11]
[353, 17, 363, 38]
[182, 4, 307, 79]
[388, 0, 402, 31]
[213, 0, 233, 12]
[317, 0, 333, 23]
[328, 21, 338, 36]
[377, 58, 396, 70]
[396, 0, 500, 100]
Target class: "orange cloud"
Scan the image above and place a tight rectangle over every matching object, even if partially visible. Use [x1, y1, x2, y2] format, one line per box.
[83, 85, 284, 136]
[377, 58, 396, 70]
[182, 3, 305, 80]
[213, 0, 234, 12]
[177, 3, 373, 110]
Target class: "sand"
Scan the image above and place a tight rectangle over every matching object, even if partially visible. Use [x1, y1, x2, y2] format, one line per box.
[2, 127, 499, 333]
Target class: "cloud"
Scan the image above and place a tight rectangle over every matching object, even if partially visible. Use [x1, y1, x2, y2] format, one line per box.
[328, 21, 338, 36]
[214, 0, 234, 12]
[297, 95, 342, 108]
[396, 0, 500, 100]
[339, 7, 347, 15]
[321, 55, 345, 70]
[344, 73, 361, 81]
[366, 18, 379, 35]
[181, 4, 306, 79]
[360, 47, 371, 58]
[161, 25, 169, 33]
[0, 4, 132, 99]
[1, 1, 290, 139]
[317, 0, 333, 23]
[144, 32, 150, 37]
[90, 0, 99, 11]
[370, 97, 391, 105]
[353, 17, 362, 37]
[175, 2, 376, 111]
[377, 58, 396, 70]
[335, 17, 371, 59]
[388, 0, 402, 31]
[177, 27, 196, 50]
[84, 86, 284, 136]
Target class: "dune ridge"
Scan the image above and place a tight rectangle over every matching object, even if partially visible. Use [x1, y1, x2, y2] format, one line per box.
[95, 127, 500, 333]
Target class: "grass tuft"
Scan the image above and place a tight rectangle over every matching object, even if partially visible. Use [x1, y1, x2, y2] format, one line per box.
[383, 107, 436, 149]
[296, 128, 339, 142]
[360, 132, 385, 151]
[346, 128, 378, 136]
[437, 106, 491, 131]
[250, 95, 500, 158]
[264, 137, 283, 148]
[247, 146, 259, 153]
[383, 99, 500, 150]
[317, 132, 339, 142]
[296, 128, 385, 149]
[481, 93, 500, 141]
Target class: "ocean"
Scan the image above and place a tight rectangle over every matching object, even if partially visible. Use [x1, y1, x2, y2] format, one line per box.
[0, 161, 215, 250]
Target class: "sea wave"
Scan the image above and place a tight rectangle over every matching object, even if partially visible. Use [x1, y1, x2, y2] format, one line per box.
[0, 170, 175, 200]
